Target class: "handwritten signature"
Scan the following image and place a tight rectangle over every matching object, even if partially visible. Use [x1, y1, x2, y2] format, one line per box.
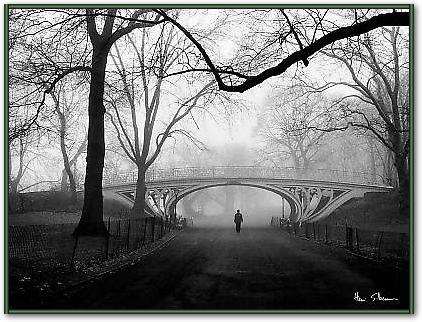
[354, 291, 399, 302]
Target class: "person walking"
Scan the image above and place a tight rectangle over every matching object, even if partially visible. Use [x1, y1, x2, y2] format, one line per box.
[234, 209, 243, 233]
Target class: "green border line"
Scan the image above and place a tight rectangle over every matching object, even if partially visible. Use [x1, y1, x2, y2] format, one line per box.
[408, 3, 414, 315]
[4, 3, 414, 314]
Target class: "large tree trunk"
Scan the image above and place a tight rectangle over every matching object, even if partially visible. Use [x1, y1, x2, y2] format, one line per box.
[131, 167, 147, 218]
[395, 152, 409, 214]
[389, 130, 409, 214]
[396, 155, 409, 193]
[73, 48, 109, 236]
[382, 149, 396, 187]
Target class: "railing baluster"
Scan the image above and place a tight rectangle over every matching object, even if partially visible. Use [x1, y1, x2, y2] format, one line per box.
[106, 166, 386, 187]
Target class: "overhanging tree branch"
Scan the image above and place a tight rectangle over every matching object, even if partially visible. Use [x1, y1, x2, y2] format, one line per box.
[157, 10, 409, 92]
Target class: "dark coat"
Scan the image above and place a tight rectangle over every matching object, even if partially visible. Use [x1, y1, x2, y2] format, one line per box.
[234, 213, 243, 224]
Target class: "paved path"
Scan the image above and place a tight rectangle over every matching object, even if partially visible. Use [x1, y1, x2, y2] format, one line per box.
[38, 221, 409, 311]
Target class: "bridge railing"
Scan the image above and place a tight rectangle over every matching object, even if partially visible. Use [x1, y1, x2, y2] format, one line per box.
[103, 166, 387, 187]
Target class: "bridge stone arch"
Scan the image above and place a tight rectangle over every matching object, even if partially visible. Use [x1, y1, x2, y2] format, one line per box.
[164, 182, 302, 221]
[101, 166, 392, 223]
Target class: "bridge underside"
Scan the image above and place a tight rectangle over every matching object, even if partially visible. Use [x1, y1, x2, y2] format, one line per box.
[103, 177, 391, 223]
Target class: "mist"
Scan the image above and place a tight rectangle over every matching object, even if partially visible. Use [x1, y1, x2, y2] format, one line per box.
[176, 185, 291, 228]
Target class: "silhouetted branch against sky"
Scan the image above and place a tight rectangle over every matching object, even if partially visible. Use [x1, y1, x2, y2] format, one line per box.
[155, 9, 409, 92]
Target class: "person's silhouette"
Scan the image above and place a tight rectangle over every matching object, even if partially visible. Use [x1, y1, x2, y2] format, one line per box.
[234, 209, 243, 233]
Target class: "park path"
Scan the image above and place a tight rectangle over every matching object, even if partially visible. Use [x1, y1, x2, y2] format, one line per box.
[37, 219, 408, 311]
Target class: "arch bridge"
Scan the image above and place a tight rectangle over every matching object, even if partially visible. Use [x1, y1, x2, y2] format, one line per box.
[102, 166, 392, 223]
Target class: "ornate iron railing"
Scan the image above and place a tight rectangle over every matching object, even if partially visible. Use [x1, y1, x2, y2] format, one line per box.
[103, 166, 388, 187]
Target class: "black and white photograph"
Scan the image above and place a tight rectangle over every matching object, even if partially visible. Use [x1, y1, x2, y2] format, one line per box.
[5, 4, 413, 313]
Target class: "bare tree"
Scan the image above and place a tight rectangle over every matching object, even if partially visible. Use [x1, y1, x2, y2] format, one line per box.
[67, 9, 169, 235]
[295, 27, 409, 207]
[49, 82, 88, 203]
[257, 89, 330, 170]
[8, 9, 92, 144]
[106, 24, 216, 218]
[9, 8, 169, 234]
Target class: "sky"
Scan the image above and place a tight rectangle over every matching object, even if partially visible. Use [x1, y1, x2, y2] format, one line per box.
[168, 9, 269, 150]
[175, 7, 367, 152]
[195, 85, 267, 147]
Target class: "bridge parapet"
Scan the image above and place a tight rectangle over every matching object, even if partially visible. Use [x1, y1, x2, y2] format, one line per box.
[103, 166, 386, 187]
